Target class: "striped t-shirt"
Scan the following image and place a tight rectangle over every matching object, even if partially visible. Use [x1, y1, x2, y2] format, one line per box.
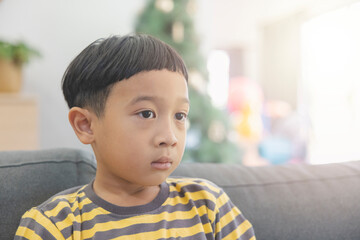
[15, 178, 255, 240]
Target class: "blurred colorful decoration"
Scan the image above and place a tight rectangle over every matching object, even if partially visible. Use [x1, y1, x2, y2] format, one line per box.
[226, 77, 267, 166]
[259, 100, 308, 164]
[227, 77, 307, 165]
[258, 136, 292, 165]
[135, 0, 241, 163]
[228, 77, 264, 142]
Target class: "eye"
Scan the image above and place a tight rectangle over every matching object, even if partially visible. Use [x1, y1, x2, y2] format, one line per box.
[138, 110, 155, 119]
[175, 112, 187, 121]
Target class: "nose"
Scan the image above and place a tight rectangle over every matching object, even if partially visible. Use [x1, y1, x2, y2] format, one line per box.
[155, 119, 178, 147]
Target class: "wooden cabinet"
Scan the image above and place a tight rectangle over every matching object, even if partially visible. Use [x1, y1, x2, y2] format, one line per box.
[0, 94, 38, 150]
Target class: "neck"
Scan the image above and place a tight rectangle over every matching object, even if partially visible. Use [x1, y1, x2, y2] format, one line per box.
[93, 173, 161, 207]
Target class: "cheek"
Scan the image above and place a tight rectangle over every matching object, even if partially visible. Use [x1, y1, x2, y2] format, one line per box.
[176, 129, 187, 150]
[97, 120, 135, 151]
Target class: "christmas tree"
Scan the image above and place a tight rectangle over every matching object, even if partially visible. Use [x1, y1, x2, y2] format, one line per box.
[135, 0, 241, 163]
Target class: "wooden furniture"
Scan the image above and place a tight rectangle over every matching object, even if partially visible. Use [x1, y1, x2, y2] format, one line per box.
[0, 94, 38, 150]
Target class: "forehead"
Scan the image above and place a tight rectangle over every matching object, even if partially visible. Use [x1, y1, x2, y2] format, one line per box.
[107, 70, 189, 106]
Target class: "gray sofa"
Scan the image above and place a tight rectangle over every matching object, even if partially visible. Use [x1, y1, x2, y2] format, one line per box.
[1, 148, 359, 240]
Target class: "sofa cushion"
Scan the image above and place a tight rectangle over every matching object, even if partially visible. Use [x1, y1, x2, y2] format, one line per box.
[0, 148, 96, 240]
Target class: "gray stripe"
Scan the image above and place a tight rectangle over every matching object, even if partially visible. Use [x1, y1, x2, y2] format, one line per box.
[168, 182, 220, 197]
[163, 198, 216, 213]
[18, 216, 59, 240]
[84, 181, 170, 215]
[63, 200, 101, 217]
[240, 226, 256, 240]
[38, 186, 87, 212]
[49, 200, 97, 224]
[218, 198, 235, 217]
[79, 198, 215, 231]
[215, 213, 247, 239]
[83, 213, 212, 240]
[68, 193, 88, 208]
[157, 231, 213, 240]
[49, 206, 72, 223]
[60, 221, 82, 240]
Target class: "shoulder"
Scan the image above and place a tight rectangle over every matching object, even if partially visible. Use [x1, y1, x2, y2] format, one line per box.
[27, 185, 87, 221]
[39, 185, 86, 210]
[16, 185, 88, 239]
[166, 177, 234, 208]
[166, 177, 224, 200]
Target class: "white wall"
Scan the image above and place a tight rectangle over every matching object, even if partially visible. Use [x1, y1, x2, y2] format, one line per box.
[206, 0, 359, 82]
[0, 0, 145, 150]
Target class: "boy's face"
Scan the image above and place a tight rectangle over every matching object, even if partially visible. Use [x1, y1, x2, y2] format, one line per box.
[91, 70, 189, 187]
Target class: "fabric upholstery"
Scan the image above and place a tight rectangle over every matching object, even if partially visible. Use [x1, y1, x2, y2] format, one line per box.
[0, 148, 96, 240]
[173, 162, 360, 240]
[1, 148, 360, 240]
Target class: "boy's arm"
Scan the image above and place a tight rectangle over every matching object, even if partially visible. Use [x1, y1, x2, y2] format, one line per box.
[14, 208, 65, 240]
[214, 190, 256, 240]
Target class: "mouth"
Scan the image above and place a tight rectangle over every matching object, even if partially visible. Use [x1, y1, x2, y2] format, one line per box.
[151, 157, 173, 170]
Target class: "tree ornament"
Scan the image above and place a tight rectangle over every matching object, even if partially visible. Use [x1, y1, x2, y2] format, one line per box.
[172, 21, 184, 43]
[188, 70, 206, 94]
[186, 0, 197, 16]
[155, 0, 174, 13]
[208, 120, 226, 143]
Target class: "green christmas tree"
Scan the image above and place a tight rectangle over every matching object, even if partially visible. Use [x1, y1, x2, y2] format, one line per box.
[135, 0, 241, 163]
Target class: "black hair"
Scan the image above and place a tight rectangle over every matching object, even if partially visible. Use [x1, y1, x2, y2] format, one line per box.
[62, 33, 188, 117]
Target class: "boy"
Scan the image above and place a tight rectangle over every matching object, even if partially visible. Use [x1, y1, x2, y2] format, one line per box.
[15, 34, 256, 240]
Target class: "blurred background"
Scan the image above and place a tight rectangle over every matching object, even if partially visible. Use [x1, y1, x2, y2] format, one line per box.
[1, 0, 360, 166]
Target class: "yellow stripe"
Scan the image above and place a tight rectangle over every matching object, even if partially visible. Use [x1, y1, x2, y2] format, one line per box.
[222, 219, 253, 240]
[214, 204, 243, 235]
[71, 197, 92, 212]
[219, 207, 240, 228]
[250, 236, 256, 240]
[65, 230, 81, 240]
[53, 179, 219, 232]
[48, 187, 86, 206]
[216, 191, 231, 209]
[56, 207, 107, 231]
[112, 222, 213, 240]
[54, 211, 75, 231]
[44, 201, 71, 218]
[21, 209, 65, 240]
[167, 178, 221, 194]
[15, 226, 43, 240]
[81, 207, 110, 221]
[57, 189, 218, 233]
[81, 205, 211, 239]
[44, 191, 89, 217]
[57, 204, 210, 234]
[165, 189, 216, 206]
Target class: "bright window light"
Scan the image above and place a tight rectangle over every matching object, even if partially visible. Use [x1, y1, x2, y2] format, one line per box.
[207, 50, 230, 108]
[301, 2, 360, 164]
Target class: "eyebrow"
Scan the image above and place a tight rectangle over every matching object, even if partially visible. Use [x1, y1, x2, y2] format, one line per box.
[128, 95, 189, 106]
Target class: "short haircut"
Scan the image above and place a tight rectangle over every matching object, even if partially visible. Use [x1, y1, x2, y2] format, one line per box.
[62, 34, 188, 117]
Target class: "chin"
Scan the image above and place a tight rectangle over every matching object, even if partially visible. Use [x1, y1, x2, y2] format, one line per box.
[141, 174, 169, 186]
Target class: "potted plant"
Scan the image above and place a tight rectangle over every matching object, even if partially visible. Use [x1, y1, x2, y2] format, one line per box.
[0, 40, 40, 93]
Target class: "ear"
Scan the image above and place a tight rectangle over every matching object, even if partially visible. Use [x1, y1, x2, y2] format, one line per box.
[68, 107, 96, 144]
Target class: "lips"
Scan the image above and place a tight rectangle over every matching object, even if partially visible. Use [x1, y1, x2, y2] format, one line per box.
[151, 157, 172, 170]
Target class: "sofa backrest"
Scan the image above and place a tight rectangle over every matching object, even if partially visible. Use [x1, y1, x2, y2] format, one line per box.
[173, 160, 360, 240]
[1, 148, 360, 240]
[0, 148, 96, 240]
